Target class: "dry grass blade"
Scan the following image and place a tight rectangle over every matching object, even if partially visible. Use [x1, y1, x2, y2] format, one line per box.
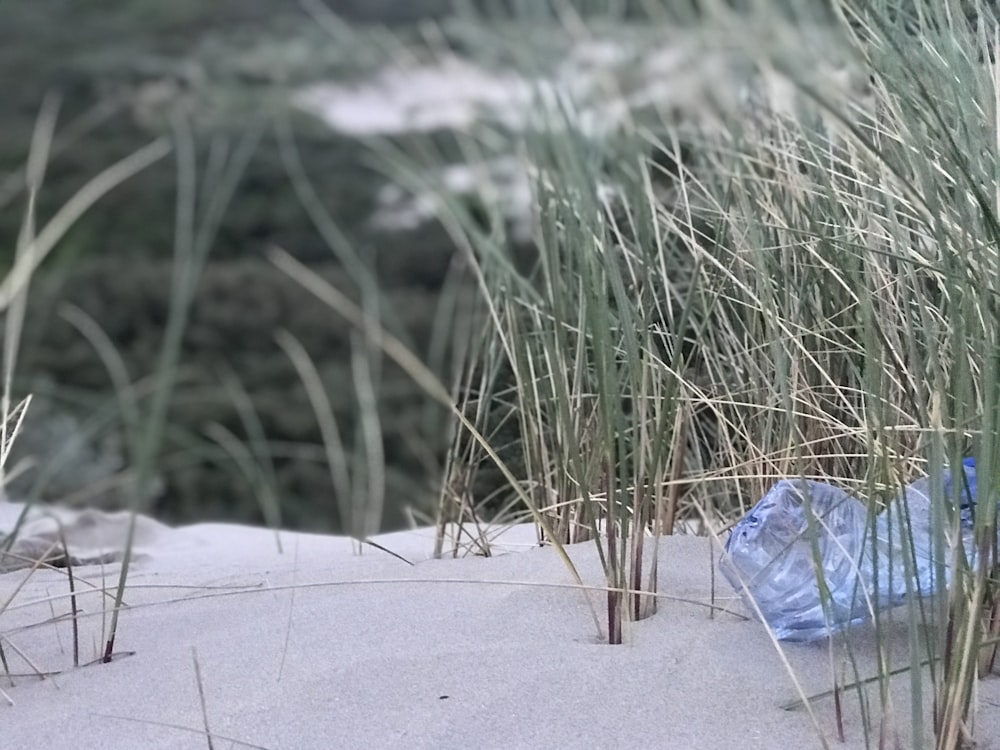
[0, 396, 31, 480]
[96, 712, 271, 750]
[0, 138, 171, 312]
[192, 648, 214, 750]
[275, 329, 352, 539]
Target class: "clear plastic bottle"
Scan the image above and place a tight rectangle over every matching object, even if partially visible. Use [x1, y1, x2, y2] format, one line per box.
[719, 460, 980, 642]
[873, 460, 978, 608]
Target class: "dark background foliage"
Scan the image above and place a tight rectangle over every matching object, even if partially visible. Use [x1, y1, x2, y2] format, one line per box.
[1, 0, 840, 531]
[1, 1, 497, 531]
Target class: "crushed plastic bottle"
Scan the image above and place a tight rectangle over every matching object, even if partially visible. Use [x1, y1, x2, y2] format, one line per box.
[719, 459, 981, 641]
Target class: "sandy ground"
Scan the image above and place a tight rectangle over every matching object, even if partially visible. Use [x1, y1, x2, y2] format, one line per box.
[1, 502, 998, 750]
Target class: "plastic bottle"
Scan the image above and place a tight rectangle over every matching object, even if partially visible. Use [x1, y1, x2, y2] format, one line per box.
[719, 459, 980, 641]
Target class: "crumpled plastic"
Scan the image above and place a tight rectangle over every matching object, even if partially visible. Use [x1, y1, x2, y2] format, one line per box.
[719, 460, 980, 641]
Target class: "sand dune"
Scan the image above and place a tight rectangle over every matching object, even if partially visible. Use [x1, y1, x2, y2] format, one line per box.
[2, 502, 998, 749]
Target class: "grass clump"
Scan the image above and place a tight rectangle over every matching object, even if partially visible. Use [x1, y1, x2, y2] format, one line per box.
[368, 0, 1000, 745]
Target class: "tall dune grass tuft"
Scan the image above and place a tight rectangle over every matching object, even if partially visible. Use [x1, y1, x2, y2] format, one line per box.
[374, 0, 1000, 744]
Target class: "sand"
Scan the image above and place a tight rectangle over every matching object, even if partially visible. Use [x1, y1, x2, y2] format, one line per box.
[1, 502, 998, 750]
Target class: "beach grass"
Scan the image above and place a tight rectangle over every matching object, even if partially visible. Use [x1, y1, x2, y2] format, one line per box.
[2, 0, 1000, 747]
[0, 104, 265, 675]
[358, 0, 1000, 746]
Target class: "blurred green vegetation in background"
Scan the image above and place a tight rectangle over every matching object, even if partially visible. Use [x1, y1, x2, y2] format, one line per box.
[2, 0, 839, 531]
[1, 1, 495, 530]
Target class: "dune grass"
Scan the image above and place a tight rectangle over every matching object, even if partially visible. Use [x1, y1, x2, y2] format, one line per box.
[2, 0, 1000, 747]
[0, 104, 266, 674]
[347, 1, 1000, 746]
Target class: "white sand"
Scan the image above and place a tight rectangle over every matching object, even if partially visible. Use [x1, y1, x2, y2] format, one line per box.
[2, 502, 998, 749]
